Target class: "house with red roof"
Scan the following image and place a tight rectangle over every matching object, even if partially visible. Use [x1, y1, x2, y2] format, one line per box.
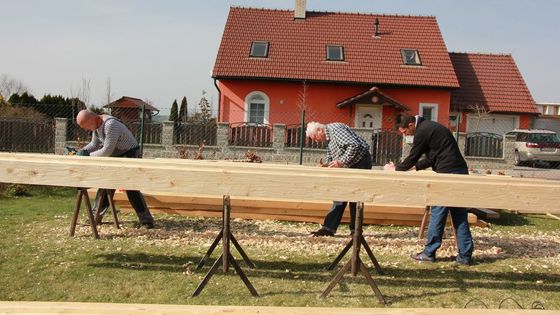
[105, 96, 159, 123]
[449, 53, 538, 134]
[212, 0, 538, 135]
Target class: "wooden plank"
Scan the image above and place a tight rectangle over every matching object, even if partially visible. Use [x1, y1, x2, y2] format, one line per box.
[120, 207, 481, 226]
[2, 153, 560, 213]
[469, 208, 500, 219]
[0, 301, 555, 315]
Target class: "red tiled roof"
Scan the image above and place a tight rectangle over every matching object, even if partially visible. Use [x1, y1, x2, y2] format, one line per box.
[450, 53, 539, 114]
[213, 7, 459, 89]
[105, 96, 159, 112]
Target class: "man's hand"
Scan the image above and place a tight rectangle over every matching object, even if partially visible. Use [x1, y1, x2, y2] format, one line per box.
[383, 162, 396, 171]
[328, 160, 344, 168]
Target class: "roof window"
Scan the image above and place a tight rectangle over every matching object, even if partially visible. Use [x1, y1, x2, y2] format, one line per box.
[326, 45, 344, 61]
[250, 41, 269, 58]
[401, 49, 422, 65]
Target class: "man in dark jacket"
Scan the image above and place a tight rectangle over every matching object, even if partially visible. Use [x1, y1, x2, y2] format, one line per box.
[393, 113, 473, 265]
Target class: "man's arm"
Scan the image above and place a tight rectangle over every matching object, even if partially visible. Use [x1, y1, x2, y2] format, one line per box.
[89, 120, 121, 157]
[80, 132, 100, 154]
[396, 130, 429, 171]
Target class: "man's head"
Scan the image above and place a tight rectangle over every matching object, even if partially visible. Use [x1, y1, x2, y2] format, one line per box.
[306, 121, 326, 142]
[395, 113, 417, 136]
[76, 109, 102, 131]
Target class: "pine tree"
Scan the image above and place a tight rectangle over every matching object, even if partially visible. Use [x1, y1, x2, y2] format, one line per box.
[198, 91, 211, 123]
[169, 99, 179, 122]
[179, 96, 188, 123]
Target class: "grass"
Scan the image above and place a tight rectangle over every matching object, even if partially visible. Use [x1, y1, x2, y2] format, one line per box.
[0, 186, 559, 309]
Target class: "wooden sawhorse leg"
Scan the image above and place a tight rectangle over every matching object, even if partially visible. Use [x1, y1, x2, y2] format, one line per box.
[321, 202, 385, 304]
[69, 188, 99, 239]
[418, 205, 458, 249]
[93, 189, 121, 229]
[192, 195, 258, 297]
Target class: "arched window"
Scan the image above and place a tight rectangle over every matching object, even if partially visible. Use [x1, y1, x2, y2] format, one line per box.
[244, 91, 270, 124]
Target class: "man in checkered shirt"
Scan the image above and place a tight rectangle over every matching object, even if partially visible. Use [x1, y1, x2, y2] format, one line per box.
[77, 109, 154, 229]
[306, 121, 372, 237]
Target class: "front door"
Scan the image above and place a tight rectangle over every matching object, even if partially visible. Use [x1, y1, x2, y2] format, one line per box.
[355, 105, 382, 129]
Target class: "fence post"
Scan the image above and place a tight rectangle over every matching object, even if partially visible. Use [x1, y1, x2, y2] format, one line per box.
[503, 134, 516, 167]
[217, 122, 230, 152]
[162, 121, 174, 146]
[456, 132, 466, 157]
[273, 124, 286, 151]
[54, 117, 68, 155]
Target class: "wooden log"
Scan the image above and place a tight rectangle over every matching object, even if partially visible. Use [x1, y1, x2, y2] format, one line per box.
[2, 153, 559, 213]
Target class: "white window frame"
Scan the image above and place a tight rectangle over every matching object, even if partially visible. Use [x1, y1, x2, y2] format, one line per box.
[419, 103, 438, 122]
[244, 91, 270, 124]
[250, 41, 269, 58]
[401, 49, 422, 65]
[326, 45, 344, 61]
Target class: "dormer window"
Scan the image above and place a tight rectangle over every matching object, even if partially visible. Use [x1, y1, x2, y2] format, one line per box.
[326, 45, 344, 61]
[250, 41, 269, 58]
[401, 49, 421, 65]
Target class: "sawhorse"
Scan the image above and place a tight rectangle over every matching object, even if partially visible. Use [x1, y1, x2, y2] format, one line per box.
[69, 188, 120, 239]
[192, 195, 258, 297]
[321, 202, 386, 304]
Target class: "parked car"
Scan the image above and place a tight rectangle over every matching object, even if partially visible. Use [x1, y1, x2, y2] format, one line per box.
[505, 129, 560, 167]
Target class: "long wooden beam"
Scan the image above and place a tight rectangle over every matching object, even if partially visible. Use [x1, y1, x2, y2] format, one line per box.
[0, 301, 556, 315]
[1, 153, 559, 213]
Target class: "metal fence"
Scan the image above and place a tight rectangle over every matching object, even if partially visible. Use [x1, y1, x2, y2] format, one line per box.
[175, 122, 217, 145]
[229, 123, 272, 147]
[464, 132, 503, 158]
[371, 129, 403, 166]
[0, 117, 55, 153]
[285, 124, 326, 149]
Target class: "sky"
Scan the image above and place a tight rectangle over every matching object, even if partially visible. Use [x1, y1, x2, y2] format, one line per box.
[1, 0, 559, 116]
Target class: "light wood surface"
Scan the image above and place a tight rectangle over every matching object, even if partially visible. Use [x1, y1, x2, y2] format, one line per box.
[0, 301, 555, 315]
[1, 153, 559, 213]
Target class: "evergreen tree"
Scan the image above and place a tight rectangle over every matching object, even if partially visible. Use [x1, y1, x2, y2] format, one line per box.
[169, 99, 179, 122]
[198, 91, 212, 122]
[179, 96, 188, 123]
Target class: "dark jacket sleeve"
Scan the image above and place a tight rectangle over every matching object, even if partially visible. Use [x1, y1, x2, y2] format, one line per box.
[396, 128, 430, 171]
[415, 158, 432, 171]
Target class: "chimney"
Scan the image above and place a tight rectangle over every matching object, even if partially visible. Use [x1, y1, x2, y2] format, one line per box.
[374, 18, 380, 37]
[295, 0, 306, 19]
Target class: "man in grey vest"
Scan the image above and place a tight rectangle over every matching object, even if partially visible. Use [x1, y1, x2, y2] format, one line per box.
[76, 109, 154, 229]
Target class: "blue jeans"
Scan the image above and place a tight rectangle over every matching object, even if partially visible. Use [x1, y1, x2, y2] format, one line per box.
[423, 168, 473, 261]
[93, 147, 154, 225]
[322, 153, 372, 233]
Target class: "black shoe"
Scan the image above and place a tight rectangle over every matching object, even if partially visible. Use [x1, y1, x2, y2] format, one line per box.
[411, 252, 435, 263]
[137, 222, 154, 229]
[310, 228, 334, 237]
[455, 256, 472, 266]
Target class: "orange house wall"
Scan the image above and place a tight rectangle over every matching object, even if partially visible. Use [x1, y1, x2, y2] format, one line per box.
[218, 80, 452, 128]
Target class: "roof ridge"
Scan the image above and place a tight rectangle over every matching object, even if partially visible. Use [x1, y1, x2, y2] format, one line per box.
[230, 6, 435, 18]
[449, 51, 512, 57]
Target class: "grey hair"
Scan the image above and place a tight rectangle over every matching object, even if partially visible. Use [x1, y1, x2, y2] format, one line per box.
[306, 121, 325, 138]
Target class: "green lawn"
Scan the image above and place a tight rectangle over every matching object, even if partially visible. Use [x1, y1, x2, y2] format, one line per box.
[0, 187, 559, 309]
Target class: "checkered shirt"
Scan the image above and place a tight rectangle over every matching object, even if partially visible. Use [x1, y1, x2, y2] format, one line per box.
[325, 123, 369, 168]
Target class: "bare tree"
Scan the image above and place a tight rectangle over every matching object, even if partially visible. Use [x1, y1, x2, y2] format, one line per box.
[297, 80, 308, 111]
[468, 103, 492, 133]
[104, 77, 114, 107]
[0, 74, 28, 100]
[69, 78, 92, 120]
